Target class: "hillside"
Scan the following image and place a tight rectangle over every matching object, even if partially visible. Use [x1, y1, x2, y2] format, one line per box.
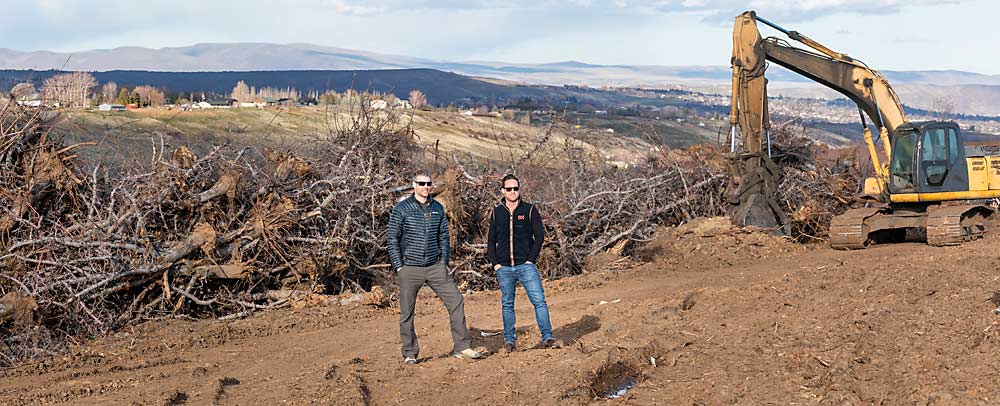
[53, 106, 661, 169]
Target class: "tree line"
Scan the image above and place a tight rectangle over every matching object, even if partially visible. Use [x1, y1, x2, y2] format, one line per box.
[8, 72, 166, 108]
[6, 73, 431, 110]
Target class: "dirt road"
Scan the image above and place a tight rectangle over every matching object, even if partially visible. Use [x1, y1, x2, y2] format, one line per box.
[3, 222, 1000, 405]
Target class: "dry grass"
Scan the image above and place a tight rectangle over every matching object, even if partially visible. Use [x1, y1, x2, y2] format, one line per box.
[55, 106, 656, 169]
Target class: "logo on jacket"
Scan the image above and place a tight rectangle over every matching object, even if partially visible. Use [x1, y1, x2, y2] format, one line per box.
[517, 215, 525, 220]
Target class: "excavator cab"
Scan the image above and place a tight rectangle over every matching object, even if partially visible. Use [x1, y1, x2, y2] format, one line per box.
[886, 121, 1000, 199]
[888, 122, 965, 194]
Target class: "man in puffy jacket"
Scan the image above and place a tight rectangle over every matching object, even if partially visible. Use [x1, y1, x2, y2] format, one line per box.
[486, 174, 556, 352]
[388, 173, 484, 364]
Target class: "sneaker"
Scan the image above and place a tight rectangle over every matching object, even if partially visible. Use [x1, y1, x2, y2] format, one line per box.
[504, 342, 517, 353]
[453, 348, 485, 360]
[403, 357, 418, 365]
[541, 338, 560, 349]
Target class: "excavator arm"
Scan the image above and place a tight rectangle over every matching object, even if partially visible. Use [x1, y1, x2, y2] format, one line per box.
[733, 11, 907, 136]
[728, 10, 906, 231]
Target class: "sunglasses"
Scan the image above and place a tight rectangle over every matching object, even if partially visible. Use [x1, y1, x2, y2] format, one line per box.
[503, 187, 519, 192]
[415, 181, 432, 187]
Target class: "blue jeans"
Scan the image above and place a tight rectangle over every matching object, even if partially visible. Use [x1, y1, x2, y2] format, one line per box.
[497, 263, 553, 344]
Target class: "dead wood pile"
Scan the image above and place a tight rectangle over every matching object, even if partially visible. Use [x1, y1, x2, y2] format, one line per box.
[770, 123, 866, 241]
[0, 99, 862, 366]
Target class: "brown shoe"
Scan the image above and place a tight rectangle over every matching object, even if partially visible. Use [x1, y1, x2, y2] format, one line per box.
[504, 342, 516, 353]
[542, 338, 560, 349]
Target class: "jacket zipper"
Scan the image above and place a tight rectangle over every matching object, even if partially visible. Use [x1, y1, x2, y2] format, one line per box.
[422, 201, 430, 265]
[504, 204, 515, 266]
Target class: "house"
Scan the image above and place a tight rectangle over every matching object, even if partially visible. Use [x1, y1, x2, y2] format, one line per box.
[369, 100, 388, 110]
[206, 98, 236, 108]
[16, 92, 43, 107]
[98, 103, 126, 111]
[193, 101, 213, 109]
[471, 105, 500, 118]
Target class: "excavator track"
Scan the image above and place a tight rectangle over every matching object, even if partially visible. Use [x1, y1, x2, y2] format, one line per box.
[926, 205, 991, 246]
[829, 208, 882, 249]
[831, 205, 993, 249]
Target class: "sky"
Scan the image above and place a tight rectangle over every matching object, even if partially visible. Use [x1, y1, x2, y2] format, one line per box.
[1, 0, 996, 73]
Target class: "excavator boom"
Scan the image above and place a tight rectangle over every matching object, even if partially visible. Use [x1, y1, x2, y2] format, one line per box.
[731, 11, 904, 170]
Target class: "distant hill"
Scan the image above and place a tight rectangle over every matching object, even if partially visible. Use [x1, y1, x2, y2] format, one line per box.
[0, 43, 433, 72]
[4, 42, 1000, 115]
[6, 43, 1000, 87]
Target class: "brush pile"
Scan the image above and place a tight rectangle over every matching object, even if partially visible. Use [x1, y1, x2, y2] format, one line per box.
[0, 99, 861, 366]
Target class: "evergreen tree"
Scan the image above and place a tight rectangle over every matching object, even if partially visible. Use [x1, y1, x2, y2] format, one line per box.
[116, 88, 130, 105]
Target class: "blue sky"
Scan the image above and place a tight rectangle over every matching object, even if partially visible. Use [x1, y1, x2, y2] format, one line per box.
[1, 0, 995, 73]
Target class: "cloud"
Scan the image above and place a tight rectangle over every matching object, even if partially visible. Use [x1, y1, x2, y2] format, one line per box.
[295, 0, 965, 26]
[0, 0, 986, 71]
[284, 0, 939, 17]
[305, 0, 383, 16]
[893, 36, 929, 44]
[603, 0, 969, 23]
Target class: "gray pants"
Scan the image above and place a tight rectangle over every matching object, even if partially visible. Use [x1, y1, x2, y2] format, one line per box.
[398, 262, 471, 357]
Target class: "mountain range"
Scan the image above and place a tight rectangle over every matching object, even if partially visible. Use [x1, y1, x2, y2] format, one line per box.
[3, 43, 1000, 115]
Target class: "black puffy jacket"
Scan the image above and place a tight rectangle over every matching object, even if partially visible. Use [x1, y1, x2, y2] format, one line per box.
[387, 196, 449, 271]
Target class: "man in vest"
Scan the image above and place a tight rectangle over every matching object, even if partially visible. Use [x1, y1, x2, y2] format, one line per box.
[486, 174, 556, 353]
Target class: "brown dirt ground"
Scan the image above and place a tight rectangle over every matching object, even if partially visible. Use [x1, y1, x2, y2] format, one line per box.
[4, 218, 1000, 405]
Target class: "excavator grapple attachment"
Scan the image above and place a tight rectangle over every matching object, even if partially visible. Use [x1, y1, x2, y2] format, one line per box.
[726, 151, 790, 234]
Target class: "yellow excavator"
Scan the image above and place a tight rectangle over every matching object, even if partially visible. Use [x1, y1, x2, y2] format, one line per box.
[728, 10, 1000, 249]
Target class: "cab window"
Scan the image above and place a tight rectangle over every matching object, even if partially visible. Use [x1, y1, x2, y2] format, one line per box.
[947, 128, 959, 167]
[921, 128, 950, 186]
[890, 131, 916, 190]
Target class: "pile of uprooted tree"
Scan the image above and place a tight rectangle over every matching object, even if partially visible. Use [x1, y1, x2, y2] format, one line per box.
[0, 98, 865, 365]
